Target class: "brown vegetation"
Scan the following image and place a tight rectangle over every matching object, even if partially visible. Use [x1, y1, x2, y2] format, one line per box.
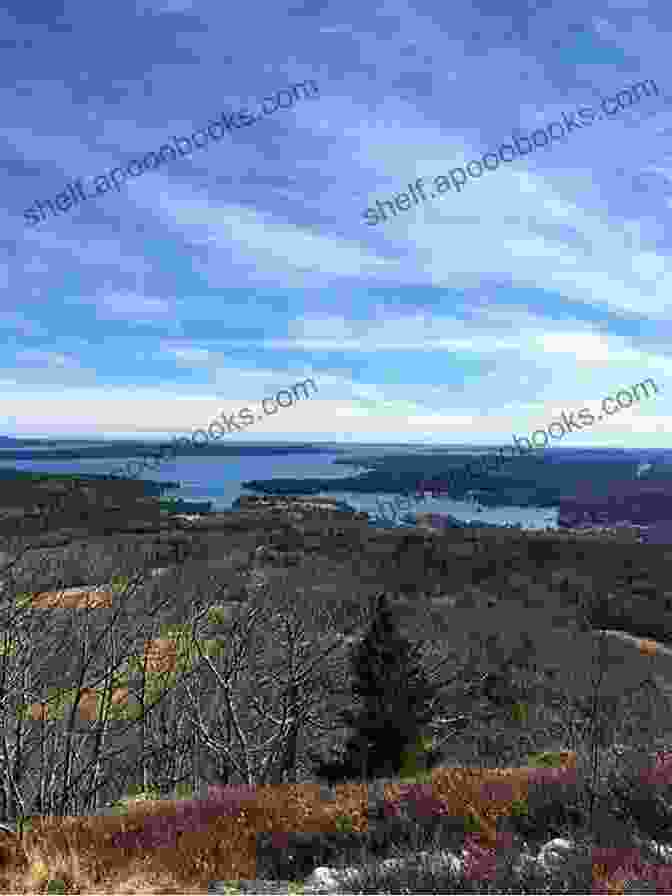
[29, 587, 114, 609]
[0, 506, 672, 892]
[0, 761, 583, 893]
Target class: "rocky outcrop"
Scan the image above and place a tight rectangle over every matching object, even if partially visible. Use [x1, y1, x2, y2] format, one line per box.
[252, 835, 672, 893]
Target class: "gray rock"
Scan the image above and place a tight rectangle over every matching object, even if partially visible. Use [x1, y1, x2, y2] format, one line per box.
[280, 837, 587, 892]
[634, 836, 672, 866]
[535, 837, 576, 872]
[650, 840, 672, 864]
[301, 867, 343, 891]
[211, 833, 672, 892]
[303, 849, 465, 892]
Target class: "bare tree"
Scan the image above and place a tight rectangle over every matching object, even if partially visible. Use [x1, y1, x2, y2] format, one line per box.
[0, 548, 233, 830]
[173, 574, 375, 789]
[0, 522, 557, 825]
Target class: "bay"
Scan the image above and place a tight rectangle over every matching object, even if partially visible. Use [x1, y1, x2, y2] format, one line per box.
[0, 442, 559, 531]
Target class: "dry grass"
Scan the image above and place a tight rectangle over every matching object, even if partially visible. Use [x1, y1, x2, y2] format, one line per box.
[0, 758, 586, 893]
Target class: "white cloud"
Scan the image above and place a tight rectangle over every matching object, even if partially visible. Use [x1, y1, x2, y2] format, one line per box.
[540, 331, 612, 361]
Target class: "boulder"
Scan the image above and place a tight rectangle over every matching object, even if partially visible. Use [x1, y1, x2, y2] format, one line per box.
[535, 837, 576, 872]
[650, 840, 672, 863]
[302, 848, 465, 891]
[302, 867, 342, 890]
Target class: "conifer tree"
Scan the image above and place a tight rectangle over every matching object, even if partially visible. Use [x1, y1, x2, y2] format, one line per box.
[311, 592, 442, 783]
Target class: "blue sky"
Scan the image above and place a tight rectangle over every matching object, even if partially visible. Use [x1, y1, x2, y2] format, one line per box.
[3, 0, 672, 447]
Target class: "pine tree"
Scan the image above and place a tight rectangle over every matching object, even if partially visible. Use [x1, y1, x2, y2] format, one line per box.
[311, 592, 442, 783]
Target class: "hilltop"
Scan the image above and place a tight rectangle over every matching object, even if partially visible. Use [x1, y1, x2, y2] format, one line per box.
[1, 479, 672, 891]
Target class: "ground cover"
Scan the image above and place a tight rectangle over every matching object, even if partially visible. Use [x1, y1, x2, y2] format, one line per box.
[1, 509, 672, 891]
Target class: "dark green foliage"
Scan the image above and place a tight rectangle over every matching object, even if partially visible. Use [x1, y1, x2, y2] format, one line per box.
[310, 592, 442, 784]
[308, 744, 365, 786]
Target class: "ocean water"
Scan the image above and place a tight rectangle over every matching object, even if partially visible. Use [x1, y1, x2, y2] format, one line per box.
[0, 445, 559, 531]
[328, 489, 559, 530]
[0, 450, 352, 505]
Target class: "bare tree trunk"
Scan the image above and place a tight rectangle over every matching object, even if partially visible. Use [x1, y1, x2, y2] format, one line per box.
[0, 553, 232, 824]
[177, 578, 373, 789]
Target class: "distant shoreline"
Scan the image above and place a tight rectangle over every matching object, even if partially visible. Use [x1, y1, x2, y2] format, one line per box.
[1, 441, 670, 539]
[0, 443, 342, 461]
[0, 467, 179, 493]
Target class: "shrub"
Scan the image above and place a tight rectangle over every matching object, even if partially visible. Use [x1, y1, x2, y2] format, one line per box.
[461, 833, 504, 884]
[350, 782, 468, 865]
[308, 744, 366, 786]
[334, 813, 356, 833]
[206, 604, 232, 626]
[110, 784, 259, 851]
[255, 831, 369, 880]
[398, 734, 445, 780]
[389, 782, 472, 855]
[605, 751, 672, 843]
[110, 573, 130, 593]
[363, 812, 433, 863]
[388, 782, 448, 829]
[503, 765, 588, 846]
[590, 844, 672, 894]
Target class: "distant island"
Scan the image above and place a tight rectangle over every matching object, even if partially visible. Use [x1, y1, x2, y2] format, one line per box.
[0, 442, 342, 461]
[3, 441, 672, 536]
[0, 468, 179, 495]
[242, 448, 672, 534]
[242, 450, 651, 508]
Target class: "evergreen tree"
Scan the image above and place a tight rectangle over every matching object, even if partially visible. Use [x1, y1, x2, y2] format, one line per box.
[311, 592, 442, 783]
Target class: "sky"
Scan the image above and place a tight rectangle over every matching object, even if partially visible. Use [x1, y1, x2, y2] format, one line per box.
[3, 0, 672, 447]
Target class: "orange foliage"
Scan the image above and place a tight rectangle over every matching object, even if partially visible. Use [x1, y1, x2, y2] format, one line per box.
[24, 687, 132, 722]
[638, 639, 659, 657]
[142, 638, 179, 675]
[29, 588, 114, 609]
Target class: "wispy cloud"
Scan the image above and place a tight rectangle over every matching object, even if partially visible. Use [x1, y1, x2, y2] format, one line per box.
[2, 0, 670, 444]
